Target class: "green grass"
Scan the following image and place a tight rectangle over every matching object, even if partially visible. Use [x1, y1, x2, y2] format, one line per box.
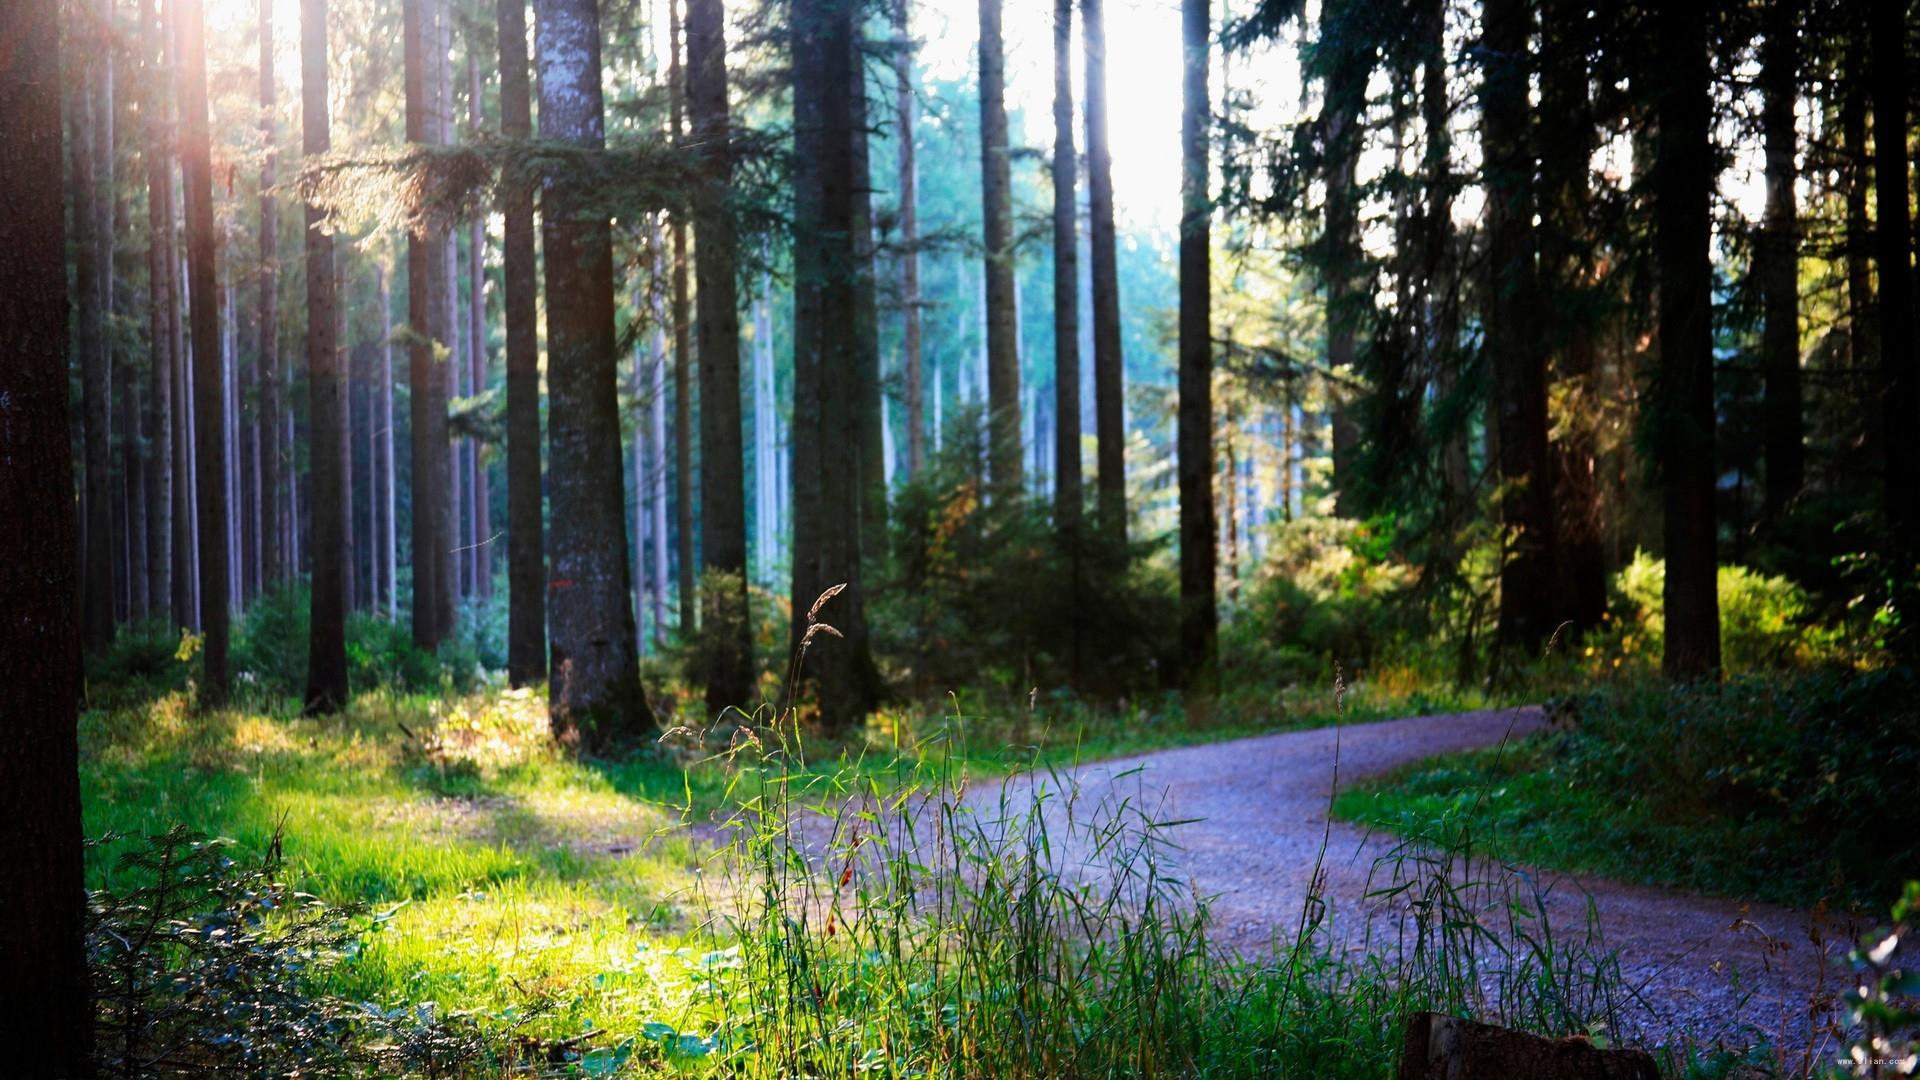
[1332, 735, 1831, 909]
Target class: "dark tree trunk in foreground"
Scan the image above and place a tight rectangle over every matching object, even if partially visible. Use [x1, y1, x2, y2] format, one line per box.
[259, 0, 283, 586]
[536, 0, 653, 742]
[1083, 0, 1125, 540]
[670, 0, 696, 642]
[302, 0, 347, 712]
[1842, 38, 1874, 372]
[1872, 0, 1916, 536]
[978, 0, 1022, 494]
[498, 0, 545, 686]
[687, 0, 754, 716]
[1052, 0, 1081, 532]
[0, 1, 93, 1066]
[893, 0, 924, 477]
[182, 0, 230, 703]
[1484, 0, 1557, 655]
[851, 22, 888, 563]
[1321, 0, 1366, 519]
[73, 8, 115, 655]
[1759, 0, 1802, 518]
[791, 0, 883, 729]
[1177, 0, 1215, 687]
[1653, 0, 1720, 681]
[145, 0, 174, 627]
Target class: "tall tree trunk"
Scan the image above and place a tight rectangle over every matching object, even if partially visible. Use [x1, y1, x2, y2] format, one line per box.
[73, 5, 115, 654]
[1177, 0, 1214, 688]
[1421, 0, 1468, 524]
[1484, 0, 1557, 654]
[180, 0, 229, 702]
[535, 0, 653, 742]
[468, 47, 491, 599]
[1322, 0, 1365, 520]
[1052, 0, 1081, 532]
[378, 263, 398, 618]
[1759, 0, 1802, 517]
[790, 0, 883, 729]
[686, 0, 754, 714]
[651, 260, 672, 650]
[498, 0, 544, 684]
[977, 0, 1021, 494]
[892, 0, 924, 478]
[670, 0, 696, 642]
[851, 19, 888, 561]
[145, 0, 174, 627]
[259, 0, 283, 587]
[302, 0, 347, 712]
[1653, 0, 1719, 681]
[1842, 38, 1874, 374]
[1538, 0, 1604, 635]
[405, 0, 454, 647]
[1872, 0, 1915, 537]
[1083, 0, 1125, 541]
[0, 0, 93, 1060]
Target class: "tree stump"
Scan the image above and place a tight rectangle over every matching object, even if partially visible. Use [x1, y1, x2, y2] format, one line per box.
[1398, 1012, 1660, 1080]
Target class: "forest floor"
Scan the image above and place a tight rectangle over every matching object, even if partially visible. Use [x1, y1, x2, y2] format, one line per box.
[968, 707, 1851, 1064]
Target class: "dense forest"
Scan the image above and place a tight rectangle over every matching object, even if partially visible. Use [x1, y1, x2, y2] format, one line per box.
[1, 0, 1917, 1074]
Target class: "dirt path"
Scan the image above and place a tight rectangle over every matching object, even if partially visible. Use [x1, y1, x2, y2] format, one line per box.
[993, 708, 1852, 1060]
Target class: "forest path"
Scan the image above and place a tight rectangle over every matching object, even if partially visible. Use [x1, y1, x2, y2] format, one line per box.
[988, 708, 1848, 1061]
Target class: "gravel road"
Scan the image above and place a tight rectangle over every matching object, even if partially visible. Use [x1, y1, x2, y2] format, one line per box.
[986, 708, 1856, 1062]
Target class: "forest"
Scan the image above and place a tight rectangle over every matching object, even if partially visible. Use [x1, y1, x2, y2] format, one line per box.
[1, 0, 1918, 1074]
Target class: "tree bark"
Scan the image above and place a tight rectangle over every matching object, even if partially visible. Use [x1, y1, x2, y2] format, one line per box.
[468, 48, 491, 600]
[1053, 0, 1082, 533]
[0, 1, 93, 1062]
[302, 0, 347, 712]
[791, 0, 883, 730]
[670, 0, 696, 642]
[1083, 0, 1125, 541]
[145, 0, 174, 627]
[73, 4, 116, 654]
[978, 0, 1022, 494]
[1872, 0, 1915, 537]
[892, 0, 924, 478]
[405, 0, 454, 648]
[378, 263, 398, 619]
[180, 0, 229, 702]
[1484, 0, 1557, 655]
[1759, 0, 1802, 517]
[1177, 0, 1214, 688]
[1322, 0, 1365, 521]
[686, 0, 754, 715]
[259, 0, 283, 588]
[536, 0, 653, 742]
[851, 19, 888, 561]
[498, 0, 545, 685]
[1653, 0, 1719, 682]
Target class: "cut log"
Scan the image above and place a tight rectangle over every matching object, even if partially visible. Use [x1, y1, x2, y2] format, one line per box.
[1398, 1012, 1659, 1080]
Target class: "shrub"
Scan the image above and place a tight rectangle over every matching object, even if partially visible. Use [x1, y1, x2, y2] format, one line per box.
[1585, 551, 1849, 675]
[231, 582, 469, 703]
[1223, 516, 1419, 685]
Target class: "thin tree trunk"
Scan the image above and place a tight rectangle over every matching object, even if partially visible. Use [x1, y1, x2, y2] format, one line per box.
[1654, 0, 1719, 681]
[379, 262, 399, 619]
[535, 0, 653, 741]
[1052, 0, 1081, 532]
[302, 0, 347, 711]
[259, 0, 282, 589]
[686, 0, 754, 713]
[753, 285, 776, 582]
[0, 0, 93, 1055]
[1177, 0, 1214, 687]
[892, 0, 924, 478]
[978, 0, 1021, 494]
[405, 0, 454, 647]
[651, 264, 671, 650]
[1485, 0, 1557, 654]
[144, 0, 174, 627]
[468, 47, 491, 599]
[1759, 0, 1802, 517]
[498, 0, 544, 683]
[180, 0, 229, 701]
[1842, 38, 1874, 373]
[1872, 0, 1915, 538]
[790, 0, 883, 729]
[670, 0, 696, 642]
[1083, 0, 1125, 540]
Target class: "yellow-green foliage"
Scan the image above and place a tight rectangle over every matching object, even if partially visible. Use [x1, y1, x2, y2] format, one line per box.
[1582, 551, 1849, 674]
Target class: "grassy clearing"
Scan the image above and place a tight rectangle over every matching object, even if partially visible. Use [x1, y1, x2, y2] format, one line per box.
[1333, 672, 1920, 913]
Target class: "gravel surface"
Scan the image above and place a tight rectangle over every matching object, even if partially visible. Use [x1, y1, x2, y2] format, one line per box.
[989, 708, 1858, 1061]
